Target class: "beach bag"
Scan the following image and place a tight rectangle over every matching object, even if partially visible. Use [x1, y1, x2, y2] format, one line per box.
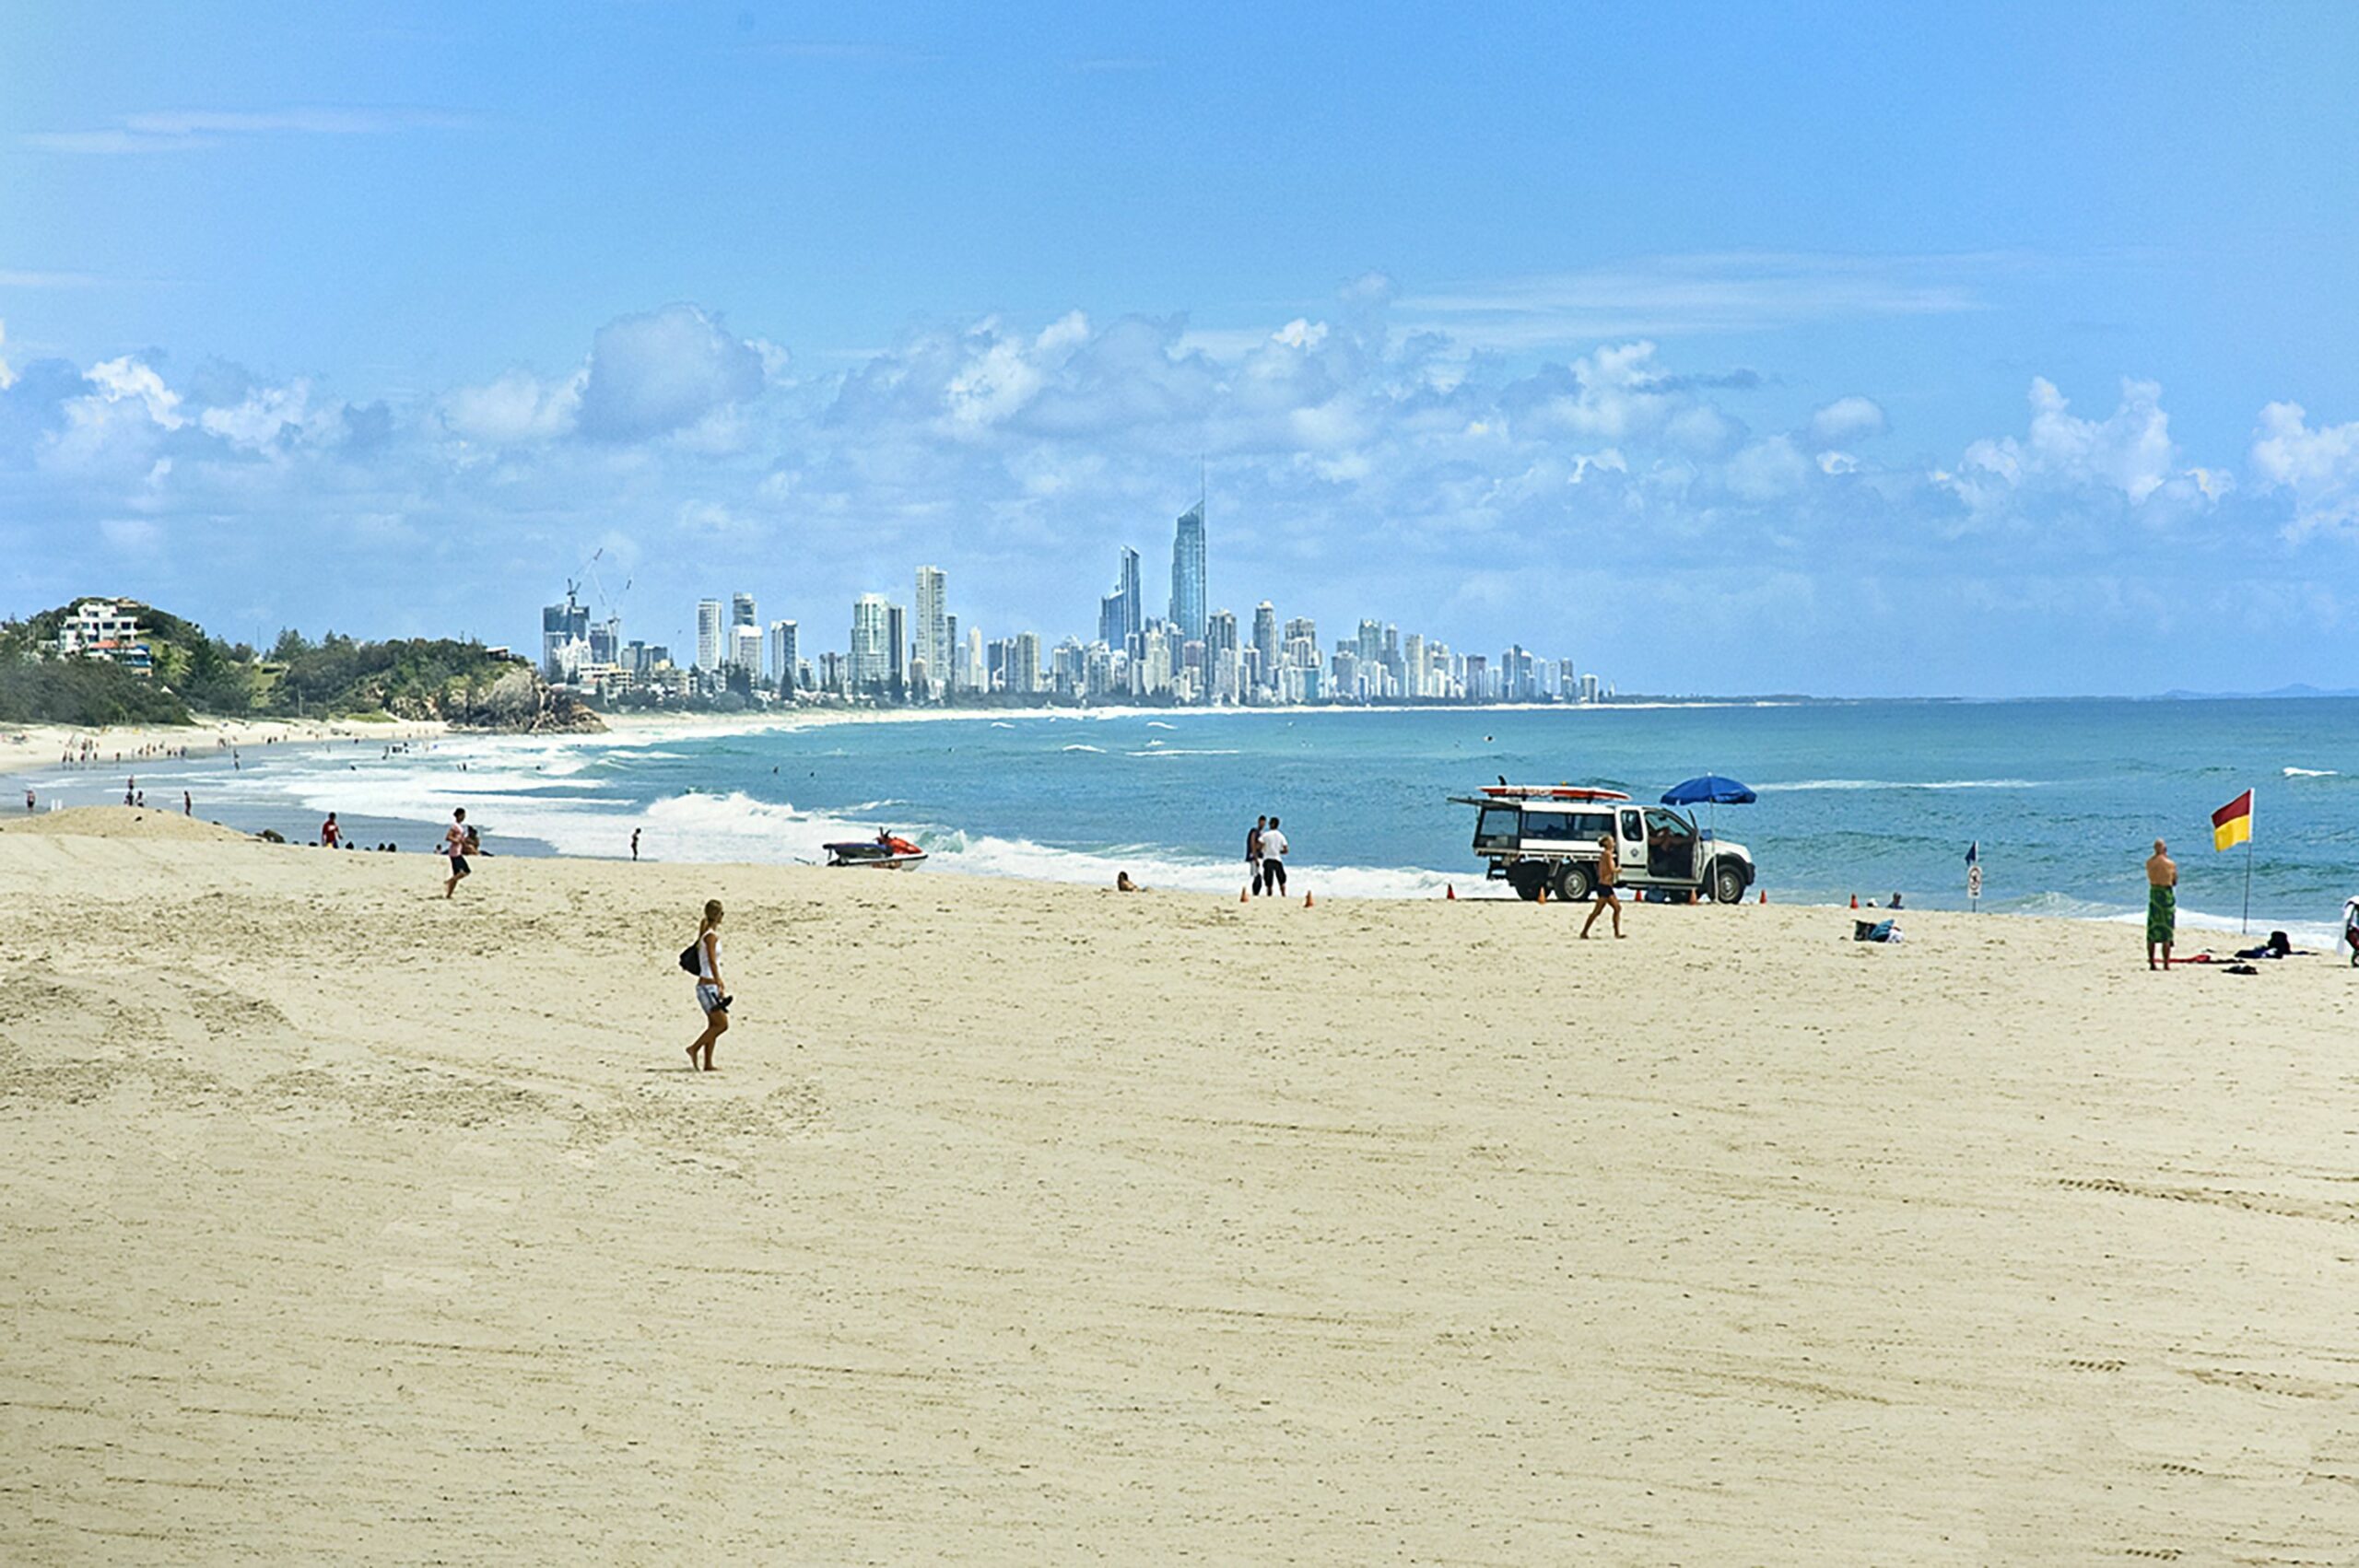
[678, 941, 701, 975]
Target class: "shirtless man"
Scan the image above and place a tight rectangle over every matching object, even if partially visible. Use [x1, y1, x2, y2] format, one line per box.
[2145, 837, 2177, 971]
[1580, 831, 1625, 939]
[1246, 814, 1266, 895]
[441, 808, 472, 899]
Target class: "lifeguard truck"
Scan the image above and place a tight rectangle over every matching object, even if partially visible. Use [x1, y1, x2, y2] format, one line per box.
[1452, 784, 1758, 903]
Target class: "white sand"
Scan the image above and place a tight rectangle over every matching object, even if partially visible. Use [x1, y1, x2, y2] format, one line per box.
[0, 716, 447, 778]
[1, 818, 2353, 1561]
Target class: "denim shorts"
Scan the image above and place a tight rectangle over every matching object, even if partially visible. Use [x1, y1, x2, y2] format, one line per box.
[696, 983, 725, 1014]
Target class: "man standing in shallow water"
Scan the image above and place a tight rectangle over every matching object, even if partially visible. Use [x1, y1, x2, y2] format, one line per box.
[2145, 837, 2177, 970]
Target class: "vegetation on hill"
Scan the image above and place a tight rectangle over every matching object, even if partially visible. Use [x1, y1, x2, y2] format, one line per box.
[0, 601, 602, 732]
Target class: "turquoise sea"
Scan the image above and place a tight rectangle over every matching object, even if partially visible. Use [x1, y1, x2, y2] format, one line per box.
[33, 698, 2359, 942]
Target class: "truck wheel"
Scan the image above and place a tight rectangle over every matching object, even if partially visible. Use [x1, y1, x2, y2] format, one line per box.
[1507, 862, 1548, 901]
[1712, 862, 1747, 904]
[1554, 861, 1593, 902]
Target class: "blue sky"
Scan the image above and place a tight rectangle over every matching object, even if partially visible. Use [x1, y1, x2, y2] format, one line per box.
[5, 0, 2357, 696]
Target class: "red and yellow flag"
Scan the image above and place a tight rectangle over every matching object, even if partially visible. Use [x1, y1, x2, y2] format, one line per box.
[2211, 789, 2254, 852]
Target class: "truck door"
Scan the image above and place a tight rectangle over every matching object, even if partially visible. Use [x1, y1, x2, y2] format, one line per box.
[1643, 807, 1698, 883]
[1616, 808, 1648, 884]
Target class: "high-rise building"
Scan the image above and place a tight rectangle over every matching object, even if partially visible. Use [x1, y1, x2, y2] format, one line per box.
[1011, 631, 1042, 695]
[1099, 546, 1142, 647]
[769, 620, 799, 692]
[541, 591, 589, 679]
[1251, 602, 1279, 687]
[886, 603, 909, 689]
[1285, 616, 1318, 653]
[914, 567, 948, 696]
[1204, 608, 1238, 669]
[731, 592, 757, 630]
[588, 615, 621, 668]
[944, 614, 960, 693]
[695, 599, 723, 672]
[731, 624, 764, 676]
[965, 626, 985, 693]
[1168, 499, 1206, 643]
[1403, 633, 1426, 697]
[850, 594, 891, 689]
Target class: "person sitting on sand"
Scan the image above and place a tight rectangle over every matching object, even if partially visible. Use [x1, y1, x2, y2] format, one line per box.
[2145, 837, 2177, 971]
[441, 809, 472, 898]
[687, 900, 730, 1071]
[1580, 832, 1625, 939]
[1117, 871, 1145, 892]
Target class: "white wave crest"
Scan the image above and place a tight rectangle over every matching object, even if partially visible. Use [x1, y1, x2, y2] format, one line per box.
[1756, 778, 2050, 792]
[2283, 766, 2338, 778]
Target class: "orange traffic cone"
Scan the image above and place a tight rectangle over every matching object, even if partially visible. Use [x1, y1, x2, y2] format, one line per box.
[1303, 890, 1314, 907]
[1536, 884, 1547, 904]
[1445, 883, 1456, 900]
[1757, 889, 1766, 905]
[1240, 884, 1250, 902]
[1849, 893, 1859, 909]
[1688, 888, 1698, 905]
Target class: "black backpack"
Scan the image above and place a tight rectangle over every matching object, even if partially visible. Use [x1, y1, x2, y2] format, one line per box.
[678, 940, 701, 975]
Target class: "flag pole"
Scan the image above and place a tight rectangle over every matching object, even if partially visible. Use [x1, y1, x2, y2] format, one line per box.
[2242, 790, 2254, 935]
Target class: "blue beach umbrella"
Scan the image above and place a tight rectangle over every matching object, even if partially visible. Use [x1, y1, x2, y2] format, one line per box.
[1661, 774, 1756, 843]
[1661, 775, 1756, 806]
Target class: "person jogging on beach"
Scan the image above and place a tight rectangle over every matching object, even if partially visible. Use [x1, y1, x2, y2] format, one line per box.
[1581, 831, 1625, 939]
[2145, 837, 2177, 971]
[687, 899, 729, 1071]
[441, 808, 471, 898]
[1260, 815, 1289, 896]
[1245, 814, 1266, 895]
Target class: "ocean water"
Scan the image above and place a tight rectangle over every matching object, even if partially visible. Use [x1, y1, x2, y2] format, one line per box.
[32, 698, 2359, 942]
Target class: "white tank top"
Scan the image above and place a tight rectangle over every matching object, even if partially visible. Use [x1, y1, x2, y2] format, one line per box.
[698, 930, 720, 980]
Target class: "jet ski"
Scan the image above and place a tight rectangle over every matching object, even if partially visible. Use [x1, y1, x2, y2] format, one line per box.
[824, 831, 927, 869]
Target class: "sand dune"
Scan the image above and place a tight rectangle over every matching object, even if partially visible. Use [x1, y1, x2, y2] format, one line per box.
[1, 823, 2353, 1562]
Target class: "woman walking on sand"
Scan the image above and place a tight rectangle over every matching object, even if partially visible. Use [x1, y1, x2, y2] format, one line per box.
[687, 900, 730, 1071]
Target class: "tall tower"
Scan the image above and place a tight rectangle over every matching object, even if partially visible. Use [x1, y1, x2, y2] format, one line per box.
[731, 591, 756, 629]
[851, 594, 890, 689]
[1252, 602, 1279, 688]
[914, 567, 948, 696]
[695, 599, 723, 672]
[1117, 546, 1142, 643]
[1168, 483, 1206, 644]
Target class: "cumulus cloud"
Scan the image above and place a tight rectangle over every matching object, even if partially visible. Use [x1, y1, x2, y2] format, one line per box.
[576, 304, 769, 443]
[1810, 395, 1886, 446]
[1942, 376, 2215, 516]
[440, 367, 584, 446]
[2250, 401, 2359, 537]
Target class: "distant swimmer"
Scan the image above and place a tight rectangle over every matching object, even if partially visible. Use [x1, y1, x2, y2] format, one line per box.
[687, 899, 730, 1071]
[2145, 837, 2177, 971]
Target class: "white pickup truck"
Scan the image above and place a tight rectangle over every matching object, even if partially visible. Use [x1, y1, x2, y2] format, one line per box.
[1453, 784, 1758, 903]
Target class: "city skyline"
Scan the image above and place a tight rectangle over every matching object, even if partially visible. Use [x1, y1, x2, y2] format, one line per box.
[546, 487, 1609, 707]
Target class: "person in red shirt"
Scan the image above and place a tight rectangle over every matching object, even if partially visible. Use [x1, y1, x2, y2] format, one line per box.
[321, 812, 341, 848]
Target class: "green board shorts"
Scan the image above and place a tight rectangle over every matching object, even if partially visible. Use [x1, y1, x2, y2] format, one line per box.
[2147, 883, 2175, 944]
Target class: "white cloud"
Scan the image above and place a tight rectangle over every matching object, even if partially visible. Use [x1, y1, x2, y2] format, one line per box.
[577, 304, 769, 442]
[1725, 435, 1811, 501]
[1398, 251, 1995, 348]
[1948, 377, 2198, 510]
[25, 107, 468, 155]
[1810, 395, 1887, 446]
[440, 368, 584, 446]
[0, 321, 13, 391]
[85, 357, 186, 427]
[2251, 401, 2359, 537]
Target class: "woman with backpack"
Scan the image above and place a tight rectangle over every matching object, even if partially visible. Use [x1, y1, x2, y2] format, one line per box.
[683, 900, 730, 1071]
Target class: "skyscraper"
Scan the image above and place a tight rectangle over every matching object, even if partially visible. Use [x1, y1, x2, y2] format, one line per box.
[695, 599, 723, 672]
[1252, 602, 1279, 689]
[769, 621, 799, 693]
[732, 623, 763, 676]
[886, 603, 909, 689]
[850, 594, 891, 689]
[1168, 498, 1206, 643]
[1099, 545, 1142, 647]
[914, 567, 948, 696]
[731, 592, 756, 630]
[541, 590, 589, 679]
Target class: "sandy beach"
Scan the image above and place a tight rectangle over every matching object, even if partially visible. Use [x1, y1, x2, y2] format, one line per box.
[0, 716, 451, 778]
[2, 809, 2353, 1562]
